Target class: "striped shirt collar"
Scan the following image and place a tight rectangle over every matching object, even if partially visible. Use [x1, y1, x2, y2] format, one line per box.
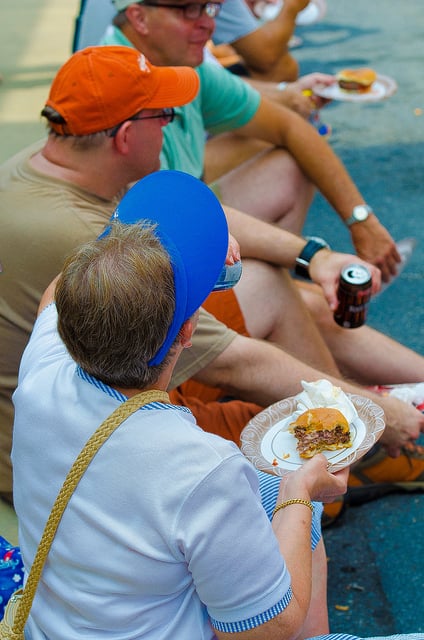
[76, 365, 191, 414]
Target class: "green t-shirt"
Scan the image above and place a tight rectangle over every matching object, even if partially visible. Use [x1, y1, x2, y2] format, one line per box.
[100, 26, 261, 178]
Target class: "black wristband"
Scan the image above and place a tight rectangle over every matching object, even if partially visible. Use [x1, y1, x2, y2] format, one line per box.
[295, 238, 329, 280]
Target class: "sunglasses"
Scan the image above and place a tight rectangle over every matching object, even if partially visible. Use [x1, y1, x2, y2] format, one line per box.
[108, 108, 175, 137]
[139, 1, 222, 19]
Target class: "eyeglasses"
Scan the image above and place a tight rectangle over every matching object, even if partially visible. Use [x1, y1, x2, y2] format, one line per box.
[139, 1, 222, 19]
[108, 108, 175, 137]
[129, 108, 175, 125]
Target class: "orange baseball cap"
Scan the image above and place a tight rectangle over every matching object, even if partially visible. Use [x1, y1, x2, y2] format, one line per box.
[43, 46, 199, 136]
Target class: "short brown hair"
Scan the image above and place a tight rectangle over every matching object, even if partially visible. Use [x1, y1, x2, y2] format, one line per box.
[56, 221, 176, 388]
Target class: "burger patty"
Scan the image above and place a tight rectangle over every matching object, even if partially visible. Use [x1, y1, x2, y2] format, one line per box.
[293, 425, 351, 456]
[338, 80, 372, 92]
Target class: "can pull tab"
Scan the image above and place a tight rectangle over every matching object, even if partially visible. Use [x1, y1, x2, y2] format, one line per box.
[345, 265, 367, 280]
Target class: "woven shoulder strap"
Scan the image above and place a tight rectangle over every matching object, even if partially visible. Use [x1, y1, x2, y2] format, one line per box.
[11, 389, 169, 635]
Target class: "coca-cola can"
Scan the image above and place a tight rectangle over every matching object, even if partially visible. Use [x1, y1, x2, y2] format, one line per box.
[334, 264, 372, 328]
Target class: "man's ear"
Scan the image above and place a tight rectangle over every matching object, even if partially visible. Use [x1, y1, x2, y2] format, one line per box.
[125, 3, 149, 34]
[179, 318, 195, 349]
[112, 121, 133, 155]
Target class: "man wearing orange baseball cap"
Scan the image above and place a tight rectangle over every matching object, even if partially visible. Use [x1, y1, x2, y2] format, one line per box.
[0, 45, 199, 505]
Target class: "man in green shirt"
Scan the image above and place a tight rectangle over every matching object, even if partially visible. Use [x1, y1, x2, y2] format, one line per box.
[102, 0, 400, 283]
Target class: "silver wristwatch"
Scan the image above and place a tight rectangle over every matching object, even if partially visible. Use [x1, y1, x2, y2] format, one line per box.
[345, 204, 372, 227]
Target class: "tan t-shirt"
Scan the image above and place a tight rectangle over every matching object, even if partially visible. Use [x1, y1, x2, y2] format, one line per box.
[0, 141, 236, 494]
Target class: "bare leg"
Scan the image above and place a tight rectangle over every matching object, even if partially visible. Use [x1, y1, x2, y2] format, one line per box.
[296, 538, 329, 639]
[235, 259, 340, 375]
[298, 281, 424, 384]
[206, 141, 315, 234]
[204, 132, 271, 182]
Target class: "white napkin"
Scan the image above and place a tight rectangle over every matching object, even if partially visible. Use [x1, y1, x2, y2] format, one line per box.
[388, 382, 424, 405]
[293, 379, 357, 423]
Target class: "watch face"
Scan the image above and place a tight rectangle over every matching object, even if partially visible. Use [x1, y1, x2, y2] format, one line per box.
[353, 206, 369, 221]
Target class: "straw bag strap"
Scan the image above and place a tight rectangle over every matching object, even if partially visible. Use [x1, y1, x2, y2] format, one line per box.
[12, 389, 169, 633]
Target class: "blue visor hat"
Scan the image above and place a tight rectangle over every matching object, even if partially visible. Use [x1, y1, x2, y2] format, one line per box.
[101, 170, 240, 365]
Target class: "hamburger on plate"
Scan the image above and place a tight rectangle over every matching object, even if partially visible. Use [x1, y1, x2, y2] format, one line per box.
[336, 67, 377, 93]
[289, 407, 352, 459]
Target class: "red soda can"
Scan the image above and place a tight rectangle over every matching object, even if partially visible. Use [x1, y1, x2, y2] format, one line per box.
[334, 264, 372, 328]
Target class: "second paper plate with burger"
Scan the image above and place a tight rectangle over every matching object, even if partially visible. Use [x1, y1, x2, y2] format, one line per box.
[240, 394, 385, 476]
[313, 73, 398, 103]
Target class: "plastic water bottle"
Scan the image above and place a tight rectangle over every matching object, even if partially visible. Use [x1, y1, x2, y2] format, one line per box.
[376, 238, 417, 295]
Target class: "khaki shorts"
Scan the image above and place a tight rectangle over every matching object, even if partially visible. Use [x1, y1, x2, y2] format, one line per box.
[207, 181, 222, 201]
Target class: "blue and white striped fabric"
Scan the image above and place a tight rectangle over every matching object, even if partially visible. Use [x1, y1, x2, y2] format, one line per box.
[309, 635, 424, 640]
[211, 589, 293, 633]
[77, 365, 192, 412]
[257, 468, 323, 550]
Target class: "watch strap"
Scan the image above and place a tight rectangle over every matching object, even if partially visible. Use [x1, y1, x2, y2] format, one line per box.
[295, 239, 329, 280]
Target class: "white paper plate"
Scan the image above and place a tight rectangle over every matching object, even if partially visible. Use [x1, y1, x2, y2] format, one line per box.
[313, 74, 398, 102]
[296, 0, 327, 26]
[240, 394, 385, 476]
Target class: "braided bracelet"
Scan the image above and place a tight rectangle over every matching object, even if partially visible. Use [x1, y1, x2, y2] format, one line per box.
[272, 499, 314, 519]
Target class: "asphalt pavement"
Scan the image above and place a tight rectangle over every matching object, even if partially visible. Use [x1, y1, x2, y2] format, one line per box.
[297, 0, 424, 356]
[0, 0, 423, 636]
[295, 1, 424, 634]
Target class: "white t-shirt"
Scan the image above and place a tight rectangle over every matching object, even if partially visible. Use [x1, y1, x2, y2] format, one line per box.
[12, 304, 293, 639]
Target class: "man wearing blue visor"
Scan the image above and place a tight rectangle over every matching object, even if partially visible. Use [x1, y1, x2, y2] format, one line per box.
[14, 171, 418, 640]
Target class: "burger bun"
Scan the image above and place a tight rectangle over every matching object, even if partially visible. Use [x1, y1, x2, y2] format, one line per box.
[336, 67, 377, 93]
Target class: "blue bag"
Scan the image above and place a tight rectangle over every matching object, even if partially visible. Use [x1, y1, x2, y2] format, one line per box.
[0, 537, 24, 619]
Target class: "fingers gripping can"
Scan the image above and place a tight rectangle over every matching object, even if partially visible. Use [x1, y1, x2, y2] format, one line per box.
[334, 264, 372, 328]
